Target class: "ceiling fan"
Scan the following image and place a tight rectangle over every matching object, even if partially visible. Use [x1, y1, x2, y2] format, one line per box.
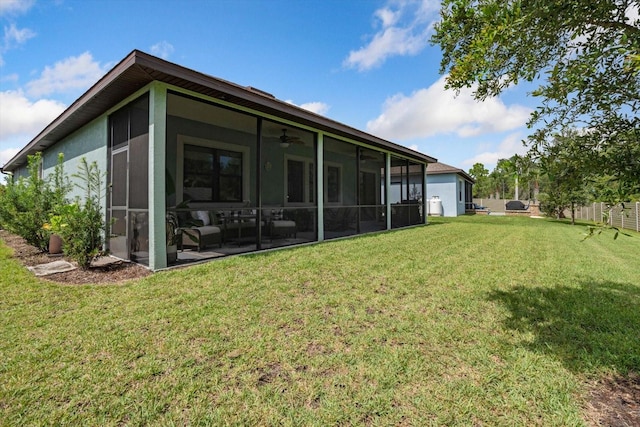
[279, 129, 304, 147]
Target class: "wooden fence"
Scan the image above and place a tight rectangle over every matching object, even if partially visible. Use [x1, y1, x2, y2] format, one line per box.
[575, 202, 640, 233]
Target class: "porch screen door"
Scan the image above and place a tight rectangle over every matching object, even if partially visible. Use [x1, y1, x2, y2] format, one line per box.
[108, 93, 149, 264]
[109, 148, 129, 259]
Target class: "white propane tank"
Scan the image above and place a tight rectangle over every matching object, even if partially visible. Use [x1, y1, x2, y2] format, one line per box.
[429, 196, 442, 216]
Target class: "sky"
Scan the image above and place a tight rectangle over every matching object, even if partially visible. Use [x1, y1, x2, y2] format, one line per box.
[0, 0, 538, 177]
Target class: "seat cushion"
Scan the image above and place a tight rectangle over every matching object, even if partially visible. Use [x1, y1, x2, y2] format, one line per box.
[272, 220, 296, 229]
[194, 225, 221, 235]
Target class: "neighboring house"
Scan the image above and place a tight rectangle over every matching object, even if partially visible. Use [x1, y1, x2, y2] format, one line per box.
[1, 50, 436, 271]
[426, 162, 475, 217]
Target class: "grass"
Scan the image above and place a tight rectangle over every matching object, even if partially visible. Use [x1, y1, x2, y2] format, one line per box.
[1, 215, 639, 425]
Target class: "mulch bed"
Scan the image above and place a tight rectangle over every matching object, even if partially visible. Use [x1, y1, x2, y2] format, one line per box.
[585, 372, 640, 427]
[1, 230, 638, 424]
[0, 229, 151, 284]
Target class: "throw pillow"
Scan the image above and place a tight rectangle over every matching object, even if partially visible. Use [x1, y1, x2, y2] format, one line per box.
[195, 210, 210, 226]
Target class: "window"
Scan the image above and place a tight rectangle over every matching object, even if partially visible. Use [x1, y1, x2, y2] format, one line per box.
[287, 159, 304, 203]
[323, 137, 356, 206]
[360, 171, 378, 205]
[285, 157, 315, 204]
[183, 144, 243, 202]
[326, 165, 342, 203]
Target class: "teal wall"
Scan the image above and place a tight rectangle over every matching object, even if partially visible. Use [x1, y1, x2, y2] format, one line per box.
[10, 165, 28, 180]
[165, 115, 258, 207]
[42, 116, 108, 209]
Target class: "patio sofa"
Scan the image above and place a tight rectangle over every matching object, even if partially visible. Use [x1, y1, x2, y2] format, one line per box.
[179, 209, 296, 246]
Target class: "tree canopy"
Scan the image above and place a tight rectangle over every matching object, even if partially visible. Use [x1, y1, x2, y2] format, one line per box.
[534, 130, 592, 222]
[468, 163, 491, 197]
[433, 0, 640, 197]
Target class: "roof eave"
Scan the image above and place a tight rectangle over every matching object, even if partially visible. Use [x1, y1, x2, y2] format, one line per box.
[427, 170, 475, 184]
[2, 49, 436, 172]
[2, 51, 146, 172]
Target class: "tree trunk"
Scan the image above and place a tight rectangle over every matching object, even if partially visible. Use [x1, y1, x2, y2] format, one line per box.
[571, 202, 576, 225]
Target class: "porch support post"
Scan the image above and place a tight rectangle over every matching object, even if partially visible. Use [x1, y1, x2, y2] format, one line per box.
[386, 153, 391, 230]
[317, 133, 324, 242]
[148, 83, 167, 270]
[422, 163, 427, 224]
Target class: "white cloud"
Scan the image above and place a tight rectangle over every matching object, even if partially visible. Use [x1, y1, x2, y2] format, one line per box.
[1, 23, 36, 65]
[461, 133, 529, 169]
[626, 4, 639, 22]
[375, 6, 401, 27]
[0, 72, 19, 83]
[343, 0, 439, 71]
[0, 0, 35, 16]
[0, 0, 37, 64]
[285, 100, 330, 116]
[3, 22, 35, 45]
[0, 147, 19, 169]
[0, 90, 66, 140]
[26, 52, 108, 97]
[150, 41, 174, 59]
[344, 27, 428, 71]
[298, 101, 330, 116]
[366, 75, 532, 140]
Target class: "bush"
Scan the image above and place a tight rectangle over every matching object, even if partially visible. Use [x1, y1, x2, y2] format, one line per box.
[50, 158, 109, 269]
[0, 153, 109, 269]
[0, 153, 69, 251]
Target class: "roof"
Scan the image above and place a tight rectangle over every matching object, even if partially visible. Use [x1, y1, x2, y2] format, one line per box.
[388, 164, 425, 176]
[1, 50, 436, 173]
[426, 162, 475, 183]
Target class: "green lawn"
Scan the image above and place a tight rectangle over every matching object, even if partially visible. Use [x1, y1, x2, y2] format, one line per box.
[1, 216, 639, 425]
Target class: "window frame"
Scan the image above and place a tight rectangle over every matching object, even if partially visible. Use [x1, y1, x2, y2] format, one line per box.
[177, 135, 250, 204]
[324, 162, 343, 205]
[284, 154, 315, 206]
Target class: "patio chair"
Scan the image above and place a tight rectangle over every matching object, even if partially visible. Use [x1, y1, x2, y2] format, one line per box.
[267, 209, 297, 240]
[180, 211, 222, 251]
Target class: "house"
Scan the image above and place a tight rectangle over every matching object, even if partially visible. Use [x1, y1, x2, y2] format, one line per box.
[1, 50, 436, 271]
[426, 162, 474, 217]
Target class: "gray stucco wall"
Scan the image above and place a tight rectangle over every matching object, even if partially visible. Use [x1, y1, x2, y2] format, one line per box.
[8, 165, 28, 180]
[41, 116, 108, 208]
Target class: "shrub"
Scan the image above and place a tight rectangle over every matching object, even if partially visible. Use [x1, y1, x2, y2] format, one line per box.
[50, 158, 109, 269]
[0, 153, 69, 251]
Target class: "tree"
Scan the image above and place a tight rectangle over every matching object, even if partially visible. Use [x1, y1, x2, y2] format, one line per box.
[489, 158, 514, 199]
[505, 154, 526, 200]
[513, 154, 540, 201]
[534, 130, 593, 224]
[432, 0, 640, 197]
[468, 162, 491, 197]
